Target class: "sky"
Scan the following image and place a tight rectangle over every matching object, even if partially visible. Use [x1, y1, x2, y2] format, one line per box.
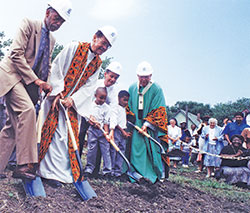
[1, 0, 250, 106]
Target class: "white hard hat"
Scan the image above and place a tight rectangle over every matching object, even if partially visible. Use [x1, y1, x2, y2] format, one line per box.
[136, 61, 153, 76]
[98, 26, 118, 46]
[48, 0, 72, 21]
[106, 61, 122, 76]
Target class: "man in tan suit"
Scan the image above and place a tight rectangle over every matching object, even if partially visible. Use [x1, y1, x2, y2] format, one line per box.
[0, 0, 72, 180]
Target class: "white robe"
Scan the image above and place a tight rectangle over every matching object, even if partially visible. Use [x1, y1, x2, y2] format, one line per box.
[38, 41, 100, 183]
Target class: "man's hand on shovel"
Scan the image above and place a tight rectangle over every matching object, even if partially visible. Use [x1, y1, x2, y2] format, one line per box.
[51, 93, 64, 111]
[61, 97, 74, 108]
[35, 79, 52, 97]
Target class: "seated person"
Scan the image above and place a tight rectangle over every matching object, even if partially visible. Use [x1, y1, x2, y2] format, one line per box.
[216, 135, 250, 188]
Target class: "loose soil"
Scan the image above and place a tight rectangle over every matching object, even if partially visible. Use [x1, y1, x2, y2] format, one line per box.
[0, 167, 249, 213]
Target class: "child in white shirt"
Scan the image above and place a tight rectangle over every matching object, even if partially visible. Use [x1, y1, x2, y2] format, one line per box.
[109, 90, 131, 178]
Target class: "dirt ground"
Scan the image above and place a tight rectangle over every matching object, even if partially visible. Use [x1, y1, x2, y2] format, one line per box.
[1, 166, 249, 213]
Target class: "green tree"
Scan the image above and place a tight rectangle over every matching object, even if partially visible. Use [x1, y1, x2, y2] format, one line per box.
[166, 105, 179, 120]
[51, 43, 64, 62]
[98, 56, 113, 79]
[167, 101, 212, 120]
[0, 31, 12, 61]
[212, 98, 250, 125]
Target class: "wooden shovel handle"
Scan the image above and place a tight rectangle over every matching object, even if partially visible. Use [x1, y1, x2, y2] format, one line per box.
[101, 130, 120, 152]
[134, 125, 151, 138]
[36, 107, 44, 144]
[65, 111, 78, 151]
[108, 137, 120, 152]
[59, 100, 78, 151]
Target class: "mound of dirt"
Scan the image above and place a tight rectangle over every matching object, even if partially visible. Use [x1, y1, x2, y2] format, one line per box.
[0, 169, 249, 213]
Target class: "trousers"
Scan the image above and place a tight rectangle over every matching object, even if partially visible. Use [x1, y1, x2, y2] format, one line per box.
[0, 81, 37, 173]
[85, 126, 111, 175]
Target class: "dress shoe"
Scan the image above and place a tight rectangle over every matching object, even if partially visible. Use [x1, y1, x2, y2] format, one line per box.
[0, 174, 7, 179]
[6, 163, 17, 171]
[102, 173, 113, 180]
[116, 174, 128, 182]
[44, 179, 62, 188]
[12, 164, 36, 180]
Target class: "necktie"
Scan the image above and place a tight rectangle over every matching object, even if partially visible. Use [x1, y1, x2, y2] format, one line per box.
[32, 28, 50, 82]
[41, 30, 50, 82]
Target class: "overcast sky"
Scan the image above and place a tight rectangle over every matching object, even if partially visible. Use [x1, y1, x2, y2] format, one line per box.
[1, 0, 250, 106]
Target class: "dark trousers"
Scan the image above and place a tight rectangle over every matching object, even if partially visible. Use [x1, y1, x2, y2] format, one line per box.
[79, 117, 101, 175]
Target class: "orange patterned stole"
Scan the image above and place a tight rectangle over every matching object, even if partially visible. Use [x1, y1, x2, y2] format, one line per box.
[144, 106, 170, 165]
[39, 42, 102, 182]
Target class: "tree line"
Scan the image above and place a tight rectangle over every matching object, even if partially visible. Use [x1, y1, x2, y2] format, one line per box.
[167, 99, 250, 126]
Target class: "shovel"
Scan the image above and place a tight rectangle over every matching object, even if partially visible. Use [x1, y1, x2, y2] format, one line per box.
[127, 121, 167, 156]
[22, 106, 46, 197]
[97, 126, 147, 183]
[127, 122, 186, 158]
[59, 100, 97, 201]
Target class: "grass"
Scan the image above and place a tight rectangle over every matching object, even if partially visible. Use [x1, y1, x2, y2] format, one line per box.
[169, 166, 250, 203]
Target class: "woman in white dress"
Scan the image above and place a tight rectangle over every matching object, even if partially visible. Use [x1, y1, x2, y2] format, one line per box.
[168, 118, 182, 168]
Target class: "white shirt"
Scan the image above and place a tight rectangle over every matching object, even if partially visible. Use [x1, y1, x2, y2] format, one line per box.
[208, 128, 216, 145]
[110, 104, 127, 129]
[92, 79, 119, 127]
[90, 101, 110, 128]
[168, 125, 182, 147]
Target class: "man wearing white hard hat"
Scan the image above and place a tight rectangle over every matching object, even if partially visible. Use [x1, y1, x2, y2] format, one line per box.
[128, 61, 169, 183]
[83, 61, 122, 177]
[37, 26, 118, 187]
[0, 0, 72, 180]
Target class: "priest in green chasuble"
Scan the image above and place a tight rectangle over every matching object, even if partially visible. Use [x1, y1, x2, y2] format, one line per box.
[128, 61, 169, 183]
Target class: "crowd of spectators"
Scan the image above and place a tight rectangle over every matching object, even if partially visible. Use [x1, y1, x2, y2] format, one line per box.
[168, 112, 250, 188]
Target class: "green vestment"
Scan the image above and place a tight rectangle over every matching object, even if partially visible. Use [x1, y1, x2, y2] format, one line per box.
[128, 82, 166, 183]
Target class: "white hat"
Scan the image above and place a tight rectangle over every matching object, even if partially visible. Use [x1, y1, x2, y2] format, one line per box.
[106, 61, 122, 75]
[48, 0, 72, 21]
[98, 26, 117, 46]
[136, 61, 153, 76]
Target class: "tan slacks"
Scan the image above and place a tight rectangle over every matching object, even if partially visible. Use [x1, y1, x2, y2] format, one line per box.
[0, 81, 37, 173]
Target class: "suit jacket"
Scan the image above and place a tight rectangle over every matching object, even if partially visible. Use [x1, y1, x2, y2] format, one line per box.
[0, 18, 56, 98]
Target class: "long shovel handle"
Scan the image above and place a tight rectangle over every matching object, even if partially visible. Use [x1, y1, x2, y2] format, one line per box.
[59, 101, 78, 151]
[98, 126, 148, 183]
[98, 127, 131, 169]
[59, 100, 83, 181]
[127, 121, 166, 155]
[36, 106, 44, 144]
[65, 112, 78, 151]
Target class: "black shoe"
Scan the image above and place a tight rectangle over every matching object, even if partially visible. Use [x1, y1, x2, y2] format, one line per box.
[6, 164, 17, 171]
[45, 179, 62, 188]
[0, 174, 7, 179]
[102, 173, 113, 180]
[116, 174, 128, 182]
[12, 164, 36, 180]
[83, 172, 93, 179]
